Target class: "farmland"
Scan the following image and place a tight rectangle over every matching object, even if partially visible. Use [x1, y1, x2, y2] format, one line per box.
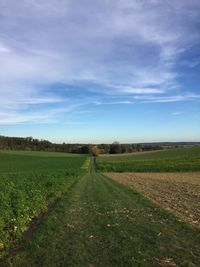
[2, 160, 200, 267]
[1, 148, 200, 266]
[0, 150, 88, 255]
[106, 172, 200, 226]
[97, 147, 200, 172]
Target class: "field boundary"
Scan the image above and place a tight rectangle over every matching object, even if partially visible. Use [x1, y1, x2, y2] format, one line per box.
[105, 172, 200, 227]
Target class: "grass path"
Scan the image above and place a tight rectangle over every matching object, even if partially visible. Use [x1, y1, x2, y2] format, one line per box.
[2, 159, 200, 266]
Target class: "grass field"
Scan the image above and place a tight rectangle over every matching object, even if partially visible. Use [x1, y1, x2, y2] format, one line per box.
[0, 150, 81, 157]
[0, 151, 88, 254]
[1, 150, 200, 266]
[106, 172, 200, 226]
[0, 150, 86, 174]
[97, 147, 200, 172]
[1, 161, 199, 266]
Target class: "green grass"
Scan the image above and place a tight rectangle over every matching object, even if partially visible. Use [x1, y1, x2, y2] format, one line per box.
[0, 151, 86, 174]
[0, 150, 88, 253]
[0, 150, 81, 158]
[3, 161, 200, 266]
[97, 147, 200, 172]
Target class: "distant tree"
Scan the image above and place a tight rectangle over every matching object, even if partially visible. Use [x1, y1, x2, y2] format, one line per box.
[135, 144, 142, 152]
[0, 136, 183, 155]
[97, 144, 110, 154]
[89, 146, 104, 156]
[80, 145, 90, 154]
[110, 142, 122, 154]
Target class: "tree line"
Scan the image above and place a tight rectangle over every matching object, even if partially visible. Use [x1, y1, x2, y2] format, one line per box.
[0, 135, 175, 155]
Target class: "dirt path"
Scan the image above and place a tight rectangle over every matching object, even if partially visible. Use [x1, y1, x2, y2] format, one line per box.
[2, 160, 200, 267]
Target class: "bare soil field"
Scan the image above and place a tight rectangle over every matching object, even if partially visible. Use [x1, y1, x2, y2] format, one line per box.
[105, 172, 200, 226]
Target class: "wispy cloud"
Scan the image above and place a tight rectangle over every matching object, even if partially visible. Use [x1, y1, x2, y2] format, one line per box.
[171, 112, 184, 116]
[0, 0, 200, 125]
[0, 102, 89, 125]
[135, 93, 200, 103]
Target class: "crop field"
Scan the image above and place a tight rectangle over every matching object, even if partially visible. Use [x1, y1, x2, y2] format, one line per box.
[1, 149, 200, 266]
[0, 150, 88, 255]
[97, 147, 200, 172]
[106, 172, 200, 226]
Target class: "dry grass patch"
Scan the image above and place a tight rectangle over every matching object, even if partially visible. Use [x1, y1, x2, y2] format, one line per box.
[105, 172, 200, 226]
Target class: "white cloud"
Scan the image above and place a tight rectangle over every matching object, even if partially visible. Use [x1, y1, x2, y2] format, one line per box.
[135, 93, 200, 103]
[0, 44, 10, 53]
[113, 86, 164, 94]
[0, 103, 86, 125]
[0, 0, 199, 124]
[171, 112, 184, 116]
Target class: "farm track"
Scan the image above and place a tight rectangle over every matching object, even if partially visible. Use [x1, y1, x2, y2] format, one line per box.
[2, 159, 200, 267]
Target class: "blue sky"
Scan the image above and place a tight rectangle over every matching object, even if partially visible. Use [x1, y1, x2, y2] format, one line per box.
[0, 0, 200, 143]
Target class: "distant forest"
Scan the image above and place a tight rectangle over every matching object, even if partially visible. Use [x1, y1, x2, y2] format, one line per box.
[0, 135, 199, 155]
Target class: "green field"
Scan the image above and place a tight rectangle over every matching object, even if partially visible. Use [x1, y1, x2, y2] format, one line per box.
[97, 147, 200, 172]
[1, 150, 200, 266]
[0, 151, 88, 253]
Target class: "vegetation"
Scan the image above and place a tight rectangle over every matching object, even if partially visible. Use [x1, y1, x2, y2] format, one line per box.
[97, 147, 200, 172]
[1, 148, 200, 266]
[97, 142, 200, 154]
[2, 160, 200, 266]
[107, 172, 200, 226]
[0, 135, 93, 154]
[2, 135, 199, 155]
[0, 151, 88, 254]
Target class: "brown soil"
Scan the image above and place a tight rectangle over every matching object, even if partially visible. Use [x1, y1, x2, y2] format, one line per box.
[105, 172, 200, 226]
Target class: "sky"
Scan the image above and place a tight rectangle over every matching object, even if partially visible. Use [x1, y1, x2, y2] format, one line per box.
[0, 0, 200, 143]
